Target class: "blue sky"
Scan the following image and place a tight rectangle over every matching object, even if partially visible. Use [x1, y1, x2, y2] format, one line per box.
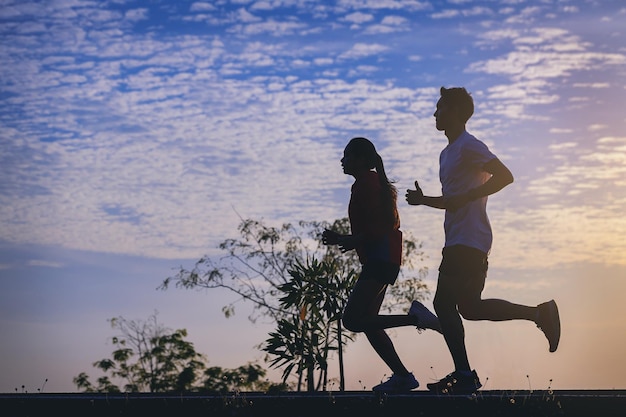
[1, 0, 625, 392]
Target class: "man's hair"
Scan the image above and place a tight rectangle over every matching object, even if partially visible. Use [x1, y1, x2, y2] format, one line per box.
[440, 86, 474, 123]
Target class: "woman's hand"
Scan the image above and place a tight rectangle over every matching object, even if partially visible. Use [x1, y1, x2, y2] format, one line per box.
[337, 234, 362, 253]
[322, 229, 341, 245]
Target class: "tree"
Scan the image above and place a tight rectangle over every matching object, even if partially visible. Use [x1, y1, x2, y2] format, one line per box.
[73, 313, 287, 393]
[263, 257, 357, 391]
[73, 313, 206, 392]
[159, 218, 429, 391]
[202, 363, 287, 393]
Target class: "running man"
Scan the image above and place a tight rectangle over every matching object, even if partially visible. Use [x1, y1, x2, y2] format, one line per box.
[406, 87, 561, 395]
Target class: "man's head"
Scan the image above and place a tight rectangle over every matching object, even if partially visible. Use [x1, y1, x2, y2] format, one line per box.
[434, 87, 474, 132]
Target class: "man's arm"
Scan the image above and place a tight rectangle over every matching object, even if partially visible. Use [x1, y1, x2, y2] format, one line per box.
[405, 159, 514, 211]
[446, 158, 514, 211]
[405, 181, 446, 209]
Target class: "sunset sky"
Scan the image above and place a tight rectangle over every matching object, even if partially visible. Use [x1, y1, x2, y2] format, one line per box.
[1, 0, 625, 392]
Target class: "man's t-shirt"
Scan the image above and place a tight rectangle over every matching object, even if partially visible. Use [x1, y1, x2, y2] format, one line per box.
[439, 130, 496, 254]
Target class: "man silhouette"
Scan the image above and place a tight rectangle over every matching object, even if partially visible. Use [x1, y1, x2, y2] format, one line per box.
[406, 87, 561, 395]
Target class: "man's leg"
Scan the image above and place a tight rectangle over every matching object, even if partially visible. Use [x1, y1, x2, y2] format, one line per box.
[458, 298, 561, 352]
[454, 249, 561, 352]
[428, 272, 483, 395]
[458, 298, 536, 321]
[425, 246, 485, 395]
[433, 272, 471, 372]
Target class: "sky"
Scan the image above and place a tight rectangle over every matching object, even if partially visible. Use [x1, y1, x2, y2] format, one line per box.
[1, 0, 625, 393]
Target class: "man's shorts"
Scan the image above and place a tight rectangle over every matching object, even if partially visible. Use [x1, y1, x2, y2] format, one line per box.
[437, 245, 488, 299]
[359, 261, 400, 285]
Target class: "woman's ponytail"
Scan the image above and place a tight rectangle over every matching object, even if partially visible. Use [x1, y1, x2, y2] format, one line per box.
[347, 137, 399, 229]
[374, 152, 400, 229]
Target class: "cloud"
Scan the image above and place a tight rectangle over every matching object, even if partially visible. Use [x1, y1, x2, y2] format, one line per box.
[190, 2, 216, 13]
[125, 8, 149, 22]
[338, 42, 389, 60]
[234, 7, 262, 23]
[362, 15, 409, 34]
[1, 0, 625, 270]
[27, 260, 64, 268]
[336, 0, 430, 12]
[587, 124, 607, 131]
[343, 11, 374, 24]
[573, 82, 610, 88]
[231, 19, 308, 36]
[431, 9, 459, 19]
[466, 26, 626, 124]
[549, 128, 573, 134]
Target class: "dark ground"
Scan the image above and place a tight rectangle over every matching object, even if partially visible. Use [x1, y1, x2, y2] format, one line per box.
[2, 390, 625, 417]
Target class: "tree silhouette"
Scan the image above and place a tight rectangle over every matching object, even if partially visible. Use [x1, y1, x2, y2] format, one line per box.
[73, 313, 286, 393]
[159, 217, 429, 390]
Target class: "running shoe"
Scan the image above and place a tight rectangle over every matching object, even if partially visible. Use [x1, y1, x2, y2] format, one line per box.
[372, 373, 419, 393]
[409, 300, 442, 333]
[536, 299, 561, 352]
[426, 370, 482, 395]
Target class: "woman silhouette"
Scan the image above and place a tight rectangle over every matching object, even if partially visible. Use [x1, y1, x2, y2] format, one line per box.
[323, 137, 440, 392]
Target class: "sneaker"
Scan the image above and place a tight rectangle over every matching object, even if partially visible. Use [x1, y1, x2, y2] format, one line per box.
[409, 300, 442, 333]
[426, 370, 482, 395]
[372, 373, 419, 392]
[536, 300, 560, 352]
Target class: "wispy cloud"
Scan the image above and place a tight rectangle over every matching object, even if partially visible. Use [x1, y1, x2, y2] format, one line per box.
[1, 0, 625, 268]
[338, 42, 389, 59]
[27, 260, 64, 268]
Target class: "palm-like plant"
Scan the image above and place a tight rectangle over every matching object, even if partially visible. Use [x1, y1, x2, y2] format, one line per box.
[263, 258, 357, 391]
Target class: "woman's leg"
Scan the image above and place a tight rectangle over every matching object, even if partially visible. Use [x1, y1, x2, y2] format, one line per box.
[343, 278, 412, 375]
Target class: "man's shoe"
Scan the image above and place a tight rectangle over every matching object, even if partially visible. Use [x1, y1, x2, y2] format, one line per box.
[537, 300, 560, 352]
[426, 370, 482, 395]
[372, 372, 419, 392]
[409, 300, 442, 333]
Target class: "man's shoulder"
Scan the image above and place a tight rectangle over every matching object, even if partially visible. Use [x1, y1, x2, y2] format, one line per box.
[460, 130, 482, 144]
[460, 131, 492, 151]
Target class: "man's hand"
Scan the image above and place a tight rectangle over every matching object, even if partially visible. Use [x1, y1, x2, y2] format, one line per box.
[405, 181, 424, 205]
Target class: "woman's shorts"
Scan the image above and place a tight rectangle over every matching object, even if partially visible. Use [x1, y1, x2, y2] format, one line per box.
[359, 261, 400, 285]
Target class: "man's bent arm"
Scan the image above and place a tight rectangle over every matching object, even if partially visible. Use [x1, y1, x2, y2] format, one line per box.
[466, 158, 514, 201]
[405, 182, 446, 209]
[444, 158, 514, 211]
[419, 195, 446, 209]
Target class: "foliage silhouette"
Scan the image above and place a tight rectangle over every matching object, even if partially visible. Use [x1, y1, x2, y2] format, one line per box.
[73, 313, 286, 393]
[159, 217, 429, 391]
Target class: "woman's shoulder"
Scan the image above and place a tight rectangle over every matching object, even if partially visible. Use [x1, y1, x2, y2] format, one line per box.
[353, 171, 379, 190]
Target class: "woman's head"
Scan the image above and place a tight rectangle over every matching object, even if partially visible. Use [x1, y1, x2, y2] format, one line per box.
[346, 137, 378, 167]
[343, 137, 400, 229]
[342, 137, 378, 176]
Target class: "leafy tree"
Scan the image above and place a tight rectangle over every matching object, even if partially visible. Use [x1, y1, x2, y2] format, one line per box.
[159, 218, 429, 391]
[160, 217, 427, 319]
[73, 313, 205, 392]
[202, 363, 287, 393]
[263, 257, 356, 391]
[73, 313, 287, 393]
